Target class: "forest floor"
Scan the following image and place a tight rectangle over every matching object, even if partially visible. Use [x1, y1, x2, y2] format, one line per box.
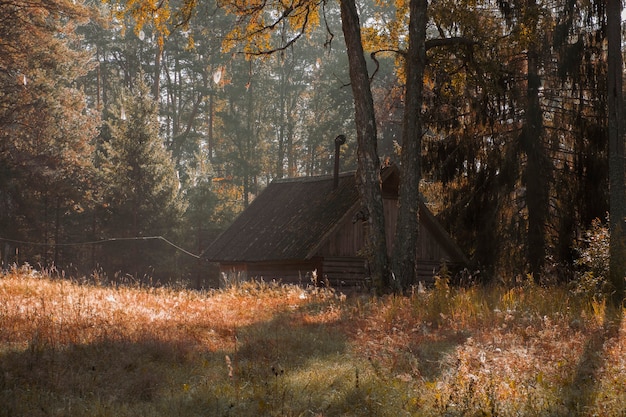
[0, 266, 625, 416]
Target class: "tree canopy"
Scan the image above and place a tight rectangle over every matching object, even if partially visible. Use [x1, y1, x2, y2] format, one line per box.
[0, 0, 624, 298]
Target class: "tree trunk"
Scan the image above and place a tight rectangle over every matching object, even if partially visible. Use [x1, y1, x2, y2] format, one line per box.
[524, 54, 547, 278]
[391, 0, 428, 292]
[339, 0, 390, 293]
[208, 93, 214, 160]
[244, 78, 254, 208]
[523, 1, 548, 279]
[54, 196, 61, 267]
[153, 47, 162, 100]
[607, 0, 626, 305]
[276, 59, 289, 179]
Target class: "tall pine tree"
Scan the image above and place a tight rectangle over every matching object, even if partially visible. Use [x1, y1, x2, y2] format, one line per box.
[99, 77, 185, 281]
[0, 0, 98, 268]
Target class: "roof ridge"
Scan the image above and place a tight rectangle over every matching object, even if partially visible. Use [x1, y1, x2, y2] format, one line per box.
[273, 171, 356, 184]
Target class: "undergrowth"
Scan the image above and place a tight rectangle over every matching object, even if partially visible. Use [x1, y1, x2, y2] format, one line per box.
[0, 265, 624, 416]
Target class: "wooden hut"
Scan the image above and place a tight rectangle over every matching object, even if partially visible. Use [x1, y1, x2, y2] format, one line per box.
[203, 166, 468, 287]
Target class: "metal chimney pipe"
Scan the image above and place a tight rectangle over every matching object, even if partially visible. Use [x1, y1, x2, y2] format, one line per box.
[333, 134, 346, 189]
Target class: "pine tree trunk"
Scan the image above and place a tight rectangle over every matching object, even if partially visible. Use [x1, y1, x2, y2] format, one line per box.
[392, 0, 428, 292]
[339, 0, 390, 293]
[607, 0, 626, 305]
[523, 3, 548, 279]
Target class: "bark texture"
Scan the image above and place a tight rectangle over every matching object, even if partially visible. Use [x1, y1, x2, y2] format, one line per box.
[523, 0, 549, 279]
[392, 0, 428, 291]
[339, 0, 390, 293]
[607, 0, 626, 305]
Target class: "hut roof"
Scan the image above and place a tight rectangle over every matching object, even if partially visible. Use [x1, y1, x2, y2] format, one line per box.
[203, 167, 468, 265]
[203, 172, 360, 262]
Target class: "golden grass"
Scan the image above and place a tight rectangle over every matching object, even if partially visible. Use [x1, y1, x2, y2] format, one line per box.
[0, 267, 625, 416]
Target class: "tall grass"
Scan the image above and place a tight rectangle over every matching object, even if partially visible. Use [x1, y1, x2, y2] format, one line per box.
[0, 266, 624, 416]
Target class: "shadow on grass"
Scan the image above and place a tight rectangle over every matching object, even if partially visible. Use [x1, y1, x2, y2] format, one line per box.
[0, 295, 469, 417]
[0, 336, 198, 417]
[0, 302, 352, 417]
[228, 309, 470, 416]
[412, 330, 471, 381]
[561, 303, 623, 415]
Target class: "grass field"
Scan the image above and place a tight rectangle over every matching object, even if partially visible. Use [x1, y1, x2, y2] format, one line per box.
[0, 266, 624, 416]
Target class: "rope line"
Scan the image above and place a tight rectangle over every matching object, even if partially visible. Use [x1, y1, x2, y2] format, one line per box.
[0, 236, 202, 259]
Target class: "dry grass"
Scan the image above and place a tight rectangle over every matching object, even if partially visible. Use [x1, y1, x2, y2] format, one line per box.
[0, 267, 625, 416]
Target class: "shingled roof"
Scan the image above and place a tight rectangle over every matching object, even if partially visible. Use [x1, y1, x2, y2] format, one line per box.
[203, 172, 361, 262]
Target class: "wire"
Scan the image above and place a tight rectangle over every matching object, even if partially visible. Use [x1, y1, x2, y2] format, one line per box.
[0, 236, 202, 259]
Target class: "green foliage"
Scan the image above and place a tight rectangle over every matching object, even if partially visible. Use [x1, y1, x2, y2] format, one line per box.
[0, 0, 99, 268]
[98, 77, 186, 280]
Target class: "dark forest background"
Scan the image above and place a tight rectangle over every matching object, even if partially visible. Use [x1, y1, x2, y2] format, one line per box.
[0, 0, 616, 287]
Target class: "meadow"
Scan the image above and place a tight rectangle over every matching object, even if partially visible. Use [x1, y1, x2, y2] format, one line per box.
[0, 266, 624, 416]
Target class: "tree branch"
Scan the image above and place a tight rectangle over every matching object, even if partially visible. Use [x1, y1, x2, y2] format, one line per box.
[367, 37, 477, 82]
[322, 0, 334, 49]
[238, 5, 311, 57]
[369, 49, 405, 83]
[426, 36, 478, 51]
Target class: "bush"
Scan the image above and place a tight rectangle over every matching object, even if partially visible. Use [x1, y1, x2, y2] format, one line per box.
[574, 217, 610, 299]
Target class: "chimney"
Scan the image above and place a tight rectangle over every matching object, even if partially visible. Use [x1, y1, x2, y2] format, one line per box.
[333, 134, 346, 189]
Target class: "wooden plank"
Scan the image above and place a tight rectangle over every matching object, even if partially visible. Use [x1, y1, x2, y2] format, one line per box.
[322, 256, 368, 287]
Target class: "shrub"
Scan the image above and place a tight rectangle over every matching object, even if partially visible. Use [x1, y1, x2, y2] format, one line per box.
[574, 217, 610, 299]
